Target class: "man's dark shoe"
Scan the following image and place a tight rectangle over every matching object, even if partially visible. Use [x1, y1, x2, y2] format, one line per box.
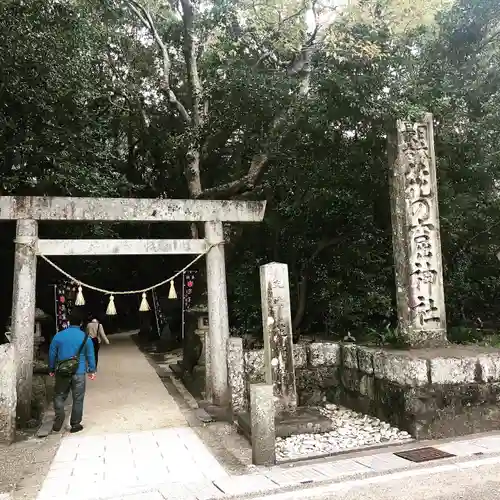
[70, 424, 83, 433]
[52, 420, 63, 432]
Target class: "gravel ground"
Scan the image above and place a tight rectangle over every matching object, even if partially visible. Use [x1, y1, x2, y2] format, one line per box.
[276, 404, 412, 461]
[0, 440, 39, 493]
[0, 435, 60, 500]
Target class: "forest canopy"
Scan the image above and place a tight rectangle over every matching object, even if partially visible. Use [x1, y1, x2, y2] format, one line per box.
[1, 0, 500, 342]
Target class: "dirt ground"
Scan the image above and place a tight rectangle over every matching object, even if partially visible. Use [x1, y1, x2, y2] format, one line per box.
[0, 433, 60, 500]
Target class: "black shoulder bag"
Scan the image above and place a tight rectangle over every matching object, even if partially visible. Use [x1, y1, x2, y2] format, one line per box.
[56, 332, 90, 377]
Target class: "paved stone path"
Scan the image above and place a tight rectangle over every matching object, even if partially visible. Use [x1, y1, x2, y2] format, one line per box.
[36, 333, 230, 500]
[76, 333, 187, 435]
[37, 428, 500, 500]
[38, 427, 230, 500]
[248, 439, 500, 500]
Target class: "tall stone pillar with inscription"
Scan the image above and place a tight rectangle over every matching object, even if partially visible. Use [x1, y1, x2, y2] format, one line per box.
[387, 113, 447, 347]
[260, 262, 298, 412]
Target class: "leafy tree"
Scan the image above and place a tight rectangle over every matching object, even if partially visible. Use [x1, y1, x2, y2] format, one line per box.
[3, 0, 500, 342]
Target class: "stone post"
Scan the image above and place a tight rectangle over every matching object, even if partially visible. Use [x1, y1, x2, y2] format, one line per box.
[227, 337, 246, 415]
[204, 328, 212, 402]
[388, 113, 447, 347]
[11, 219, 38, 425]
[250, 383, 276, 466]
[0, 344, 17, 444]
[205, 221, 230, 407]
[260, 262, 297, 412]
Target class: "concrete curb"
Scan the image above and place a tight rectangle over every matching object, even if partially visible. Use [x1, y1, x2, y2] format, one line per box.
[112, 450, 500, 500]
[233, 453, 500, 500]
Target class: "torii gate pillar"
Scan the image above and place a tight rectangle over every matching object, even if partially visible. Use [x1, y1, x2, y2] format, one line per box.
[11, 219, 38, 426]
[205, 221, 230, 406]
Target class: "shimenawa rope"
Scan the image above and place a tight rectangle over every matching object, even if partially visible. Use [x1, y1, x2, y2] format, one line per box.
[14, 238, 218, 314]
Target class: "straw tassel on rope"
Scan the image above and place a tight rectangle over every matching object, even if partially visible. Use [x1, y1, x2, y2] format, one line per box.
[106, 295, 117, 315]
[139, 292, 150, 312]
[75, 285, 85, 306]
[38, 244, 211, 299]
[168, 279, 177, 299]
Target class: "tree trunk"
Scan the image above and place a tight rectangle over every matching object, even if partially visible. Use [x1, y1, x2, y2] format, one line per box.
[291, 237, 344, 331]
[293, 273, 308, 332]
[185, 148, 202, 198]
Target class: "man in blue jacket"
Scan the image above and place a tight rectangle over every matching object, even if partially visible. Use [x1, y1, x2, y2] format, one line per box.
[49, 308, 96, 433]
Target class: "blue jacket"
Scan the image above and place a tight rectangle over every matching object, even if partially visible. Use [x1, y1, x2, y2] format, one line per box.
[49, 326, 96, 374]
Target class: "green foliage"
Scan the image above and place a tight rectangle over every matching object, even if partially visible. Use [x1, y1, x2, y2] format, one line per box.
[365, 323, 403, 347]
[448, 326, 483, 344]
[0, 0, 130, 195]
[2, 0, 500, 341]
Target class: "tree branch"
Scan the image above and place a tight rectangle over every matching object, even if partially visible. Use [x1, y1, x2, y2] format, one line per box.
[198, 153, 269, 199]
[180, 0, 204, 127]
[199, 11, 334, 199]
[292, 236, 344, 331]
[126, 0, 191, 124]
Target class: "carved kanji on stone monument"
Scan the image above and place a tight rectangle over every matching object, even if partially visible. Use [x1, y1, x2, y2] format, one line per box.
[260, 263, 297, 412]
[388, 113, 447, 347]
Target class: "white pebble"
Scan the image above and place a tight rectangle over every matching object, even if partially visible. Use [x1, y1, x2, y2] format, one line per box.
[275, 404, 413, 460]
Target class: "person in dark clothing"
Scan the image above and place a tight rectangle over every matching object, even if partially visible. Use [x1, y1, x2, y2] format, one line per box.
[49, 308, 96, 433]
[85, 315, 109, 368]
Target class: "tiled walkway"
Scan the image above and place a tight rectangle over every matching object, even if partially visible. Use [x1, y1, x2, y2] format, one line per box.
[36, 333, 228, 500]
[38, 427, 229, 500]
[38, 428, 500, 500]
[252, 434, 500, 490]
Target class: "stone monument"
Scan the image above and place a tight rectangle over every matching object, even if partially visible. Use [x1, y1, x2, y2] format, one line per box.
[260, 262, 297, 412]
[237, 262, 333, 445]
[228, 119, 500, 444]
[34, 308, 49, 359]
[387, 113, 447, 347]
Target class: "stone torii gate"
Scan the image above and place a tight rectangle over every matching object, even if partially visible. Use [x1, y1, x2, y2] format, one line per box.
[0, 196, 266, 426]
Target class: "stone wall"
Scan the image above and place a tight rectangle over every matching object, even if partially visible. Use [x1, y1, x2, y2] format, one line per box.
[0, 351, 56, 444]
[0, 344, 16, 444]
[31, 360, 55, 426]
[228, 340, 341, 413]
[339, 344, 500, 439]
[228, 339, 500, 440]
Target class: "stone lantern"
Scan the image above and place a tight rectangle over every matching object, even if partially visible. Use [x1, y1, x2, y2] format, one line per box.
[4, 307, 49, 358]
[34, 308, 49, 358]
[182, 299, 209, 375]
[192, 305, 209, 366]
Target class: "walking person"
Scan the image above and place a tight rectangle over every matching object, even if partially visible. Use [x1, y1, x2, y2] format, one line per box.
[86, 315, 109, 368]
[49, 308, 96, 434]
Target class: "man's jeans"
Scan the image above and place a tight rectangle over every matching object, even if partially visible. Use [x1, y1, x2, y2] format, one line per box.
[53, 373, 86, 428]
[92, 337, 100, 367]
